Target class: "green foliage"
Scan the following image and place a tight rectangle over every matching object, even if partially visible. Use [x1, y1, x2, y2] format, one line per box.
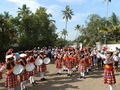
[61, 5, 73, 46]
[75, 24, 81, 31]
[16, 6, 58, 50]
[76, 13, 120, 47]
[62, 5, 74, 22]
[55, 38, 67, 48]
[62, 5, 74, 30]
[0, 12, 15, 50]
[60, 29, 68, 40]
[0, 4, 60, 54]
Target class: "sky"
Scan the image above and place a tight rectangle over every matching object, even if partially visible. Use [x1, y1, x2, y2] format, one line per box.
[0, 0, 120, 40]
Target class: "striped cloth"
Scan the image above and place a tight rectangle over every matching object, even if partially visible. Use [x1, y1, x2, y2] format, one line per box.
[104, 69, 116, 85]
[5, 72, 19, 88]
[39, 64, 46, 72]
[20, 70, 29, 82]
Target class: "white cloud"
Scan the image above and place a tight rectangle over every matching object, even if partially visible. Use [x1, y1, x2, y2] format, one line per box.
[7, 0, 40, 12]
[56, 0, 85, 3]
[46, 5, 62, 16]
[7, 0, 62, 15]
[57, 0, 103, 3]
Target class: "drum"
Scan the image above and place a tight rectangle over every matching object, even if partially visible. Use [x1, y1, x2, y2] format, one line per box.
[6, 55, 13, 59]
[20, 53, 27, 58]
[13, 64, 24, 75]
[13, 53, 20, 60]
[35, 58, 43, 66]
[44, 58, 50, 64]
[104, 60, 109, 64]
[26, 63, 35, 72]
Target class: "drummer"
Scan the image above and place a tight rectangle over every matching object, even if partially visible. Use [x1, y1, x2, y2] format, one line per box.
[5, 54, 19, 90]
[26, 52, 36, 85]
[55, 52, 62, 75]
[65, 52, 73, 76]
[32, 50, 38, 76]
[38, 50, 47, 81]
[19, 57, 28, 90]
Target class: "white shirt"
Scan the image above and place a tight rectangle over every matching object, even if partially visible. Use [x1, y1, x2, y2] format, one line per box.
[113, 55, 119, 62]
[91, 50, 97, 55]
[119, 53, 120, 58]
[96, 53, 101, 58]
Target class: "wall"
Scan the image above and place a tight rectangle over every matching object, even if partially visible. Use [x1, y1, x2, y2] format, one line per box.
[96, 43, 120, 51]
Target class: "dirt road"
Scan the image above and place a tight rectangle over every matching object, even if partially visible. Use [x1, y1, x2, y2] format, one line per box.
[0, 64, 120, 90]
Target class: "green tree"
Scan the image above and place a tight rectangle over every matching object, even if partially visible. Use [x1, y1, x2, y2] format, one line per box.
[16, 6, 58, 49]
[0, 12, 17, 59]
[0, 4, 59, 59]
[110, 12, 119, 26]
[18, 4, 31, 18]
[74, 24, 81, 45]
[75, 24, 81, 31]
[61, 29, 68, 40]
[62, 5, 74, 30]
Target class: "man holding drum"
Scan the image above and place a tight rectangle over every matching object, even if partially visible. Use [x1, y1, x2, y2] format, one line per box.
[38, 51, 47, 81]
[26, 53, 36, 85]
[19, 57, 28, 90]
[5, 51, 19, 90]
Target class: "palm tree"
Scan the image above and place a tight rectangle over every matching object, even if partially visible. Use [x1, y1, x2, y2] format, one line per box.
[75, 24, 81, 38]
[3, 12, 11, 19]
[61, 29, 68, 40]
[74, 24, 81, 44]
[75, 24, 81, 31]
[18, 4, 31, 18]
[111, 25, 120, 42]
[62, 5, 73, 31]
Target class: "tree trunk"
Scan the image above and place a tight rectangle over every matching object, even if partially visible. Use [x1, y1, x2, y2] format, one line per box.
[65, 20, 68, 30]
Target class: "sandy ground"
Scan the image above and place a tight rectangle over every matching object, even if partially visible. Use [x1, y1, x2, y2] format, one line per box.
[0, 64, 120, 90]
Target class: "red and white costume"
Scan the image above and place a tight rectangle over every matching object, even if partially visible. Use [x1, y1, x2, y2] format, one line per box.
[55, 54, 62, 74]
[78, 58, 86, 78]
[103, 57, 116, 85]
[5, 64, 19, 90]
[65, 55, 73, 76]
[26, 56, 36, 85]
[38, 54, 47, 80]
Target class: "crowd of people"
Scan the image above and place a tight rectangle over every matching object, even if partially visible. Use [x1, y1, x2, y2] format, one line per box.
[0, 46, 119, 90]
